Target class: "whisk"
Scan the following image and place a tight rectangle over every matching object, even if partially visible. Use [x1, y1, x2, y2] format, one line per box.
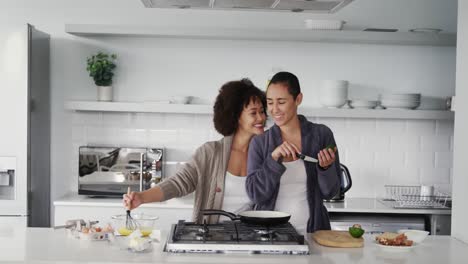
[125, 187, 138, 230]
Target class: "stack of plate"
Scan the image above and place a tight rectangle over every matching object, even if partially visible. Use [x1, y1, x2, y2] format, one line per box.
[348, 99, 378, 109]
[379, 93, 421, 109]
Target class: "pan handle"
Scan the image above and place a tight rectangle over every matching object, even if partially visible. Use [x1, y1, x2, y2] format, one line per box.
[200, 209, 239, 220]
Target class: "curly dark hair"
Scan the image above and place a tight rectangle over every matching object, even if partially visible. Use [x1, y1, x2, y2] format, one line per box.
[213, 79, 267, 136]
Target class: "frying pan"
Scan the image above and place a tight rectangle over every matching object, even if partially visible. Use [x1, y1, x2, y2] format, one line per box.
[201, 209, 291, 226]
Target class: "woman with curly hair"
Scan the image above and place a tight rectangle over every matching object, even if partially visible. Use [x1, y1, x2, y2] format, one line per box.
[124, 79, 266, 224]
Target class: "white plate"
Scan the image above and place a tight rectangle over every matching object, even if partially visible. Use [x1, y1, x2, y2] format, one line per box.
[375, 241, 417, 252]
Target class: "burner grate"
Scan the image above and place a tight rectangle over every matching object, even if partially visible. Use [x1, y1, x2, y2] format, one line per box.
[171, 220, 304, 245]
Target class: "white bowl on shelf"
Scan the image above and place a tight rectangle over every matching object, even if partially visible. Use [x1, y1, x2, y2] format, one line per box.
[380, 99, 420, 109]
[319, 80, 348, 108]
[379, 93, 421, 101]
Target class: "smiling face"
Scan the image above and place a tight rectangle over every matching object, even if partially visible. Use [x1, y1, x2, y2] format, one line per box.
[237, 98, 267, 136]
[266, 83, 302, 127]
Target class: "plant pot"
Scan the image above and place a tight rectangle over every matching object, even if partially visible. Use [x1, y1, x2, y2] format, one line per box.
[97, 86, 113, 101]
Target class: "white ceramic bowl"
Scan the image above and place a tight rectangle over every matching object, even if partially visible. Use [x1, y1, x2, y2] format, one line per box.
[380, 99, 420, 109]
[319, 80, 348, 108]
[398, 229, 429, 243]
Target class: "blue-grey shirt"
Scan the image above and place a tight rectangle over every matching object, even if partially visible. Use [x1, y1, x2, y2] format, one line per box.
[246, 115, 340, 232]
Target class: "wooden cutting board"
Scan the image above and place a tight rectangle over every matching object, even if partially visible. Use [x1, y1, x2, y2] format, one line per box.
[312, 230, 364, 248]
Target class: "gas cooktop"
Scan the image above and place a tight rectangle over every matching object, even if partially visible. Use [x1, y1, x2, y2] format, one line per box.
[164, 220, 309, 254]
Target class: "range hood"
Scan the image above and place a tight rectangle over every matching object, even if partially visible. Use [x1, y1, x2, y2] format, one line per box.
[141, 0, 354, 13]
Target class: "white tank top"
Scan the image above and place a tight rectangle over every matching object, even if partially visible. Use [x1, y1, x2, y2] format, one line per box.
[221, 172, 252, 216]
[274, 159, 309, 235]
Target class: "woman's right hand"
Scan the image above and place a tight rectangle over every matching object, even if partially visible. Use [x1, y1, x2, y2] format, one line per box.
[271, 141, 300, 161]
[123, 191, 143, 210]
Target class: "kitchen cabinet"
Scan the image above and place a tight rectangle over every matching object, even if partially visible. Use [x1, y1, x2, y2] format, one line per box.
[65, 24, 456, 47]
[65, 100, 454, 120]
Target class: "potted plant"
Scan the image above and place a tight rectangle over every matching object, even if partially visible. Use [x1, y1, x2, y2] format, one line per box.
[86, 52, 117, 101]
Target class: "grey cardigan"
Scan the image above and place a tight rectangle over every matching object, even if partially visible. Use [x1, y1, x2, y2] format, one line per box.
[157, 136, 233, 224]
[246, 115, 341, 232]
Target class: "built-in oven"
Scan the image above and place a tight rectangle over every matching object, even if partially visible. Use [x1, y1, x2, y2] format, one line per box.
[78, 146, 163, 197]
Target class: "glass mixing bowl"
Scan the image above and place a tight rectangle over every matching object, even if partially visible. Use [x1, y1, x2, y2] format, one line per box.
[112, 213, 158, 237]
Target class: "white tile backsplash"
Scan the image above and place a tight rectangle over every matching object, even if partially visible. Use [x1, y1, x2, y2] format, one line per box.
[421, 135, 451, 151]
[420, 168, 451, 185]
[406, 120, 437, 135]
[436, 120, 454, 135]
[345, 118, 376, 134]
[70, 112, 454, 198]
[359, 135, 390, 152]
[435, 152, 454, 168]
[389, 167, 420, 185]
[405, 152, 434, 168]
[376, 119, 406, 135]
[345, 150, 375, 168]
[389, 135, 420, 151]
[148, 129, 178, 146]
[374, 152, 405, 168]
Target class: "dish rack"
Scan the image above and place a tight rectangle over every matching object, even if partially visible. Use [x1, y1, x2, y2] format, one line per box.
[383, 185, 451, 209]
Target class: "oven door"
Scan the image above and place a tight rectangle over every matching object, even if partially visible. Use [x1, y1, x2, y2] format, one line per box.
[78, 146, 163, 196]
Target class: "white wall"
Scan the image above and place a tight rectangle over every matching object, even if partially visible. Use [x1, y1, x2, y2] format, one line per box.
[452, 0, 468, 243]
[0, 1, 457, 225]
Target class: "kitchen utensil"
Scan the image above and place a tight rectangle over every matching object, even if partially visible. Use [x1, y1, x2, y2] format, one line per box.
[125, 187, 138, 231]
[201, 209, 291, 226]
[382, 185, 451, 209]
[296, 153, 318, 163]
[113, 213, 158, 236]
[324, 164, 352, 202]
[312, 230, 364, 248]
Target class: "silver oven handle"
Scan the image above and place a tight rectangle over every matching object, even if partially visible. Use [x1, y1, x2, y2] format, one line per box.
[140, 153, 144, 192]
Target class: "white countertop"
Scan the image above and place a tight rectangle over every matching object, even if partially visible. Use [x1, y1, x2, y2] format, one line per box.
[54, 193, 194, 209]
[325, 198, 452, 215]
[1, 227, 466, 263]
[54, 195, 451, 215]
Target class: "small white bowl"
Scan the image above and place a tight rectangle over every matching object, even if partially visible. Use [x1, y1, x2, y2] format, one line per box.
[398, 229, 429, 243]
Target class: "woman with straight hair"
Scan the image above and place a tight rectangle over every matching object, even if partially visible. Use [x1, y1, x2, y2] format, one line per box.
[246, 72, 340, 234]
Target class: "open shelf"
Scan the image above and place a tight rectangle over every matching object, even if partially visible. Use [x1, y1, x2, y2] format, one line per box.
[65, 101, 454, 120]
[65, 24, 456, 46]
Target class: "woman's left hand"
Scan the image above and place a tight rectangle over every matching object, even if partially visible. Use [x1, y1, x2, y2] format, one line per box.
[318, 147, 337, 169]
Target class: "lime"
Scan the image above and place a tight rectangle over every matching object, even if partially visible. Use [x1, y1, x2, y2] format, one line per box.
[326, 144, 336, 151]
[349, 226, 365, 238]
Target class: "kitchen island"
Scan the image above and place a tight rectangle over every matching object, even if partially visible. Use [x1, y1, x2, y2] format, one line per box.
[1, 227, 466, 264]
